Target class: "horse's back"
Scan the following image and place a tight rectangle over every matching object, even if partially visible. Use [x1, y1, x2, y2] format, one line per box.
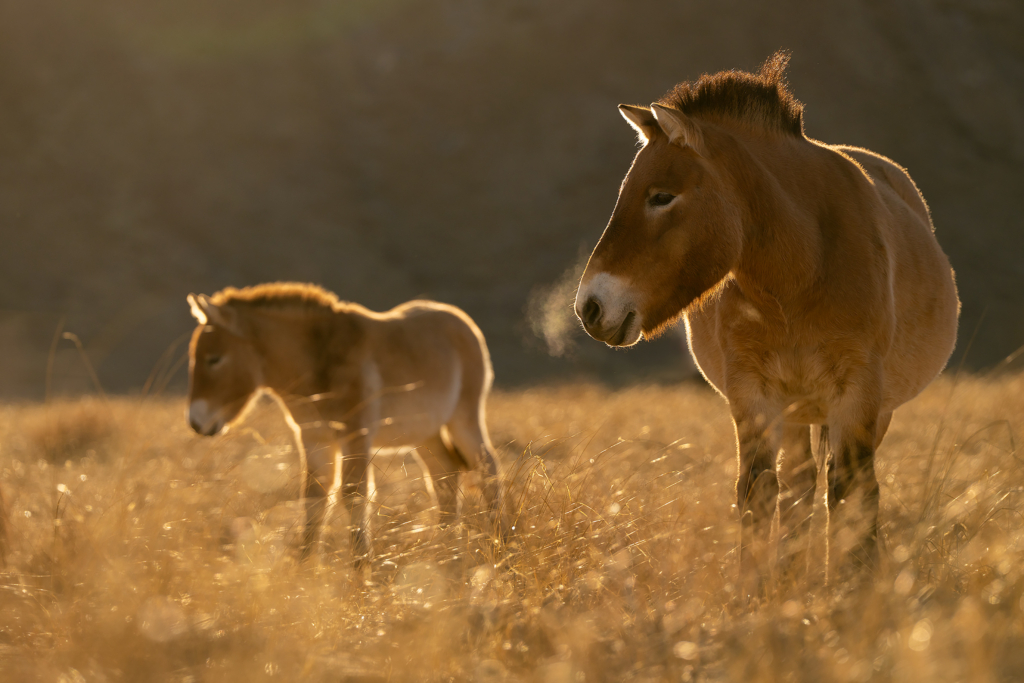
[837, 146, 932, 227]
[837, 145, 960, 405]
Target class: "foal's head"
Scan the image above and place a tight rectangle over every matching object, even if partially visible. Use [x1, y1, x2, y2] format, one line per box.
[187, 294, 263, 436]
[574, 104, 744, 346]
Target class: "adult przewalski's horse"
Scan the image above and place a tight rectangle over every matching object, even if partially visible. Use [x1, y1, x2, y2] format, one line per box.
[186, 283, 506, 564]
[574, 53, 959, 584]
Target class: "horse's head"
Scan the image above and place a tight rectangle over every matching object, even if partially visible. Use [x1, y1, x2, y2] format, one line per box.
[186, 294, 262, 436]
[575, 104, 743, 346]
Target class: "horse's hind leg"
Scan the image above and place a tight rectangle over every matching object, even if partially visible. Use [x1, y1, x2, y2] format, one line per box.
[776, 424, 816, 580]
[445, 415, 507, 539]
[415, 434, 465, 527]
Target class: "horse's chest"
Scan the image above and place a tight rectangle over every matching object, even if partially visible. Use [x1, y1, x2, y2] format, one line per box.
[752, 348, 835, 419]
[688, 302, 842, 422]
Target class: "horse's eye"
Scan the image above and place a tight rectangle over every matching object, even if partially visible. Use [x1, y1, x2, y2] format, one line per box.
[649, 192, 675, 207]
[206, 355, 223, 367]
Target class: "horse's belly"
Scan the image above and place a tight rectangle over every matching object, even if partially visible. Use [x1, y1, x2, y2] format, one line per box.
[882, 263, 959, 411]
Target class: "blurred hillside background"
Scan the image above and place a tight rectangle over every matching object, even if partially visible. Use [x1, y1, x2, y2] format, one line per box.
[1, 0, 1022, 398]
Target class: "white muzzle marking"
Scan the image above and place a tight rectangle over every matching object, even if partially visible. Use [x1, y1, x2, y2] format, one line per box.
[188, 399, 223, 435]
[575, 272, 644, 346]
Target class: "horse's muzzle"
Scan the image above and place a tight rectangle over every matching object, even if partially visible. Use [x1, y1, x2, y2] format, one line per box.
[578, 305, 641, 347]
[575, 272, 644, 347]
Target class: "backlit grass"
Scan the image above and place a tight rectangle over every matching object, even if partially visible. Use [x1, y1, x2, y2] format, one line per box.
[1, 373, 1023, 681]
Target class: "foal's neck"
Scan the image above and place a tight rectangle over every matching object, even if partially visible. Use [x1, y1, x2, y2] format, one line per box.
[251, 306, 360, 398]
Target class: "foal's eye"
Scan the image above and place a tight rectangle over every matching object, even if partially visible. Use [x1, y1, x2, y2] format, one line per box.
[205, 355, 223, 367]
[649, 192, 675, 207]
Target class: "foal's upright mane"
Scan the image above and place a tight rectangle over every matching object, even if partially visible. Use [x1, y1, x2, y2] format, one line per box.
[658, 51, 805, 137]
[209, 282, 343, 313]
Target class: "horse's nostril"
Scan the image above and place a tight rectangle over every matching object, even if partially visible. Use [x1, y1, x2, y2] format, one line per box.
[581, 297, 602, 327]
[189, 418, 202, 433]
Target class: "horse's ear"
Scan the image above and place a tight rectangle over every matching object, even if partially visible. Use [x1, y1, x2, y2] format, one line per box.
[650, 104, 705, 155]
[619, 104, 658, 143]
[187, 293, 208, 325]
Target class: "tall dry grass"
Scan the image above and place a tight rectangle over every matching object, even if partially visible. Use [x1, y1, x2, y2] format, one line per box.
[0, 373, 1023, 681]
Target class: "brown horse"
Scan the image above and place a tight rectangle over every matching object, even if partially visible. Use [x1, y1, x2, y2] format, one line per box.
[186, 283, 506, 563]
[575, 53, 959, 585]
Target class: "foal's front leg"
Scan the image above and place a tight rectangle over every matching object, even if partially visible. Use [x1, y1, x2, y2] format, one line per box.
[299, 424, 342, 559]
[733, 407, 782, 596]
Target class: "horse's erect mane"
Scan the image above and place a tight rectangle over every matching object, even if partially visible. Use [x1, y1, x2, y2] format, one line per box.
[210, 282, 342, 312]
[658, 51, 804, 137]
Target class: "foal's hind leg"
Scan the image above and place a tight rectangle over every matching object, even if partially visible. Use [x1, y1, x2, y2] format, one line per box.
[445, 415, 507, 539]
[775, 424, 816, 579]
[415, 434, 465, 527]
[339, 437, 375, 567]
[0, 483, 8, 566]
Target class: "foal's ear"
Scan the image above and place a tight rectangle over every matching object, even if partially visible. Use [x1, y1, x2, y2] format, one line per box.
[187, 293, 208, 325]
[188, 294, 242, 335]
[619, 104, 658, 144]
[650, 104, 705, 155]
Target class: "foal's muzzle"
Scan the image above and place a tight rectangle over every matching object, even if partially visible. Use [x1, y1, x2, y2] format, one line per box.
[189, 417, 221, 436]
[187, 400, 224, 436]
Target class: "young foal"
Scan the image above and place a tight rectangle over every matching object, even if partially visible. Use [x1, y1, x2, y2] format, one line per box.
[575, 53, 959, 584]
[186, 283, 506, 563]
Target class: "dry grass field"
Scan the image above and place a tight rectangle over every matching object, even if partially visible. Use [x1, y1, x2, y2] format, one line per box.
[1, 372, 1023, 682]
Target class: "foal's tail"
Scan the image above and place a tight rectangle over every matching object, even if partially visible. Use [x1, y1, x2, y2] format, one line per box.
[0, 483, 9, 566]
[811, 424, 831, 469]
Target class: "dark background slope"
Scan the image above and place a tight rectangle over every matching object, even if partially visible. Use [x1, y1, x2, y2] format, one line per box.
[2, 0, 1022, 397]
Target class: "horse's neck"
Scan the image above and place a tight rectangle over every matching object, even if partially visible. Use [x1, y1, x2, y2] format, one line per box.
[729, 134, 824, 303]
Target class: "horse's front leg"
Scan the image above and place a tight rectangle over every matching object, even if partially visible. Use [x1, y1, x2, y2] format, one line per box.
[826, 383, 888, 573]
[733, 406, 782, 598]
[776, 423, 817, 580]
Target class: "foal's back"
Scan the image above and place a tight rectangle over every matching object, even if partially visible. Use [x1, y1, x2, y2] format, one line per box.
[352, 301, 493, 445]
[367, 300, 491, 389]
